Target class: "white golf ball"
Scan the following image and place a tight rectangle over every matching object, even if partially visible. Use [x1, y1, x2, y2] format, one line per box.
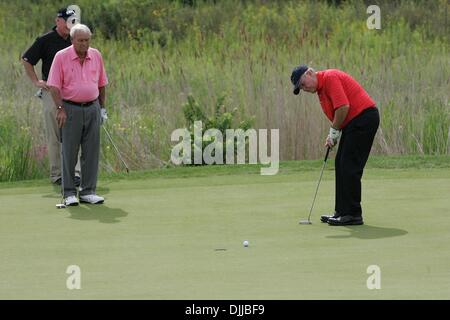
[243, 240, 249, 247]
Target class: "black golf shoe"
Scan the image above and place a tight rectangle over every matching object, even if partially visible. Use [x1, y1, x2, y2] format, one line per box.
[320, 211, 341, 223]
[327, 215, 364, 226]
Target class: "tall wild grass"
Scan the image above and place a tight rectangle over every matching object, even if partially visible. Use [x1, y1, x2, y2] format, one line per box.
[0, 0, 448, 181]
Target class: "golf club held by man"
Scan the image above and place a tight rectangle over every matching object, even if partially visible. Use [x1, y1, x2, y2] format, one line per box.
[291, 65, 379, 226]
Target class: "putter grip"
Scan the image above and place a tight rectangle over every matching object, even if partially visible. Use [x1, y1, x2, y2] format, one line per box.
[324, 147, 331, 162]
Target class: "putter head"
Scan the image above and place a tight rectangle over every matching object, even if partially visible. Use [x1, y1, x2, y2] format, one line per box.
[299, 220, 312, 225]
[56, 203, 66, 209]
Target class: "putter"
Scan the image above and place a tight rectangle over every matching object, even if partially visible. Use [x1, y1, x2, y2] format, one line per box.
[56, 128, 66, 209]
[299, 147, 331, 225]
[102, 125, 130, 173]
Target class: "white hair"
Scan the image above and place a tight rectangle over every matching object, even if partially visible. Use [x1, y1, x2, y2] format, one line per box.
[70, 23, 91, 39]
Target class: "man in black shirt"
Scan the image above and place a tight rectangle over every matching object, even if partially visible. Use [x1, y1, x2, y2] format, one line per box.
[22, 7, 81, 186]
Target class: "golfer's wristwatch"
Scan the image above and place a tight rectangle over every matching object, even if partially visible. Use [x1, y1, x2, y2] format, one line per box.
[56, 105, 64, 110]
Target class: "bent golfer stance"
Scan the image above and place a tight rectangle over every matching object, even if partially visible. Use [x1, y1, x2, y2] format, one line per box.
[47, 24, 108, 206]
[291, 65, 379, 226]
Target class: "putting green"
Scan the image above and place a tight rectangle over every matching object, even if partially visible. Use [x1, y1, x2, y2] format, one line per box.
[0, 161, 449, 299]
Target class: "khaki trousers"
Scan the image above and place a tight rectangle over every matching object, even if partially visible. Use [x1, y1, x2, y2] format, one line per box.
[41, 89, 81, 183]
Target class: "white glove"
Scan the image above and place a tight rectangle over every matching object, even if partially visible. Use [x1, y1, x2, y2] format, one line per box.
[101, 108, 108, 125]
[327, 127, 341, 147]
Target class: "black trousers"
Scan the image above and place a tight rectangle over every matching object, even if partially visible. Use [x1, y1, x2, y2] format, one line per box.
[335, 107, 380, 217]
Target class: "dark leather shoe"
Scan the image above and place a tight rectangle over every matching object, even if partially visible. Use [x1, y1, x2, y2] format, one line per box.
[321, 211, 341, 223]
[328, 215, 364, 226]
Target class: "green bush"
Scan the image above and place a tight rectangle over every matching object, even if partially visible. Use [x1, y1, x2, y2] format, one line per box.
[182, 94, 254, 165]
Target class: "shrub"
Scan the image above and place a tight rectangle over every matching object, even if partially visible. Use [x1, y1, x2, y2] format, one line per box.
[182, 94, 254, 164]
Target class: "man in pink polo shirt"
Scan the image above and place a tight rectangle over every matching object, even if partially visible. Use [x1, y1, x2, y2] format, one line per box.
[291, 65, 379, 226]
[47, 23, 108, 206]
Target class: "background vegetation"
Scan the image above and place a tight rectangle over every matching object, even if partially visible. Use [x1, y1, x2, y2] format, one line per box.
[0, 0, 449, 181]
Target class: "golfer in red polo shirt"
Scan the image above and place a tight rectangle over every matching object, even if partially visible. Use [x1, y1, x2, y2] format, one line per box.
[291, 65, 379, 226]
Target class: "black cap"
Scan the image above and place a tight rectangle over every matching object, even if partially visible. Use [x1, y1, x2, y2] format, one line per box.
[291, 64, 308, 95]
[57, 8, 76, 20]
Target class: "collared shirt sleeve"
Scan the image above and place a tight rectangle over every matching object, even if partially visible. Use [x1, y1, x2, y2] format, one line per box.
[325, 75, 349, 110]
[97, 52, 108, 88]
[46, 52, 63, 90]
[22, 37, 43, 65]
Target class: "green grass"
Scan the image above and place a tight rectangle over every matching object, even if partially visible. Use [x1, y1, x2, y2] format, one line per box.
[1, 154, 449, 189]
[0, 151, 450, 189]
[0, 158, 449, 299]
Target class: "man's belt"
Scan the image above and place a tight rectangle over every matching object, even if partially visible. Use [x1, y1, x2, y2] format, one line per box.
[63, 99, 97, 107]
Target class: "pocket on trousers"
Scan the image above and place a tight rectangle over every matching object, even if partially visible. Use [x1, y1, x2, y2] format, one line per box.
[65, 106, 73, 123]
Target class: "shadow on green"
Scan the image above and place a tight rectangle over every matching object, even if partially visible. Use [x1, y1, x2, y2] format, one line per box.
[326, 224, 408, 239]
[66, 204, 128, 224]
